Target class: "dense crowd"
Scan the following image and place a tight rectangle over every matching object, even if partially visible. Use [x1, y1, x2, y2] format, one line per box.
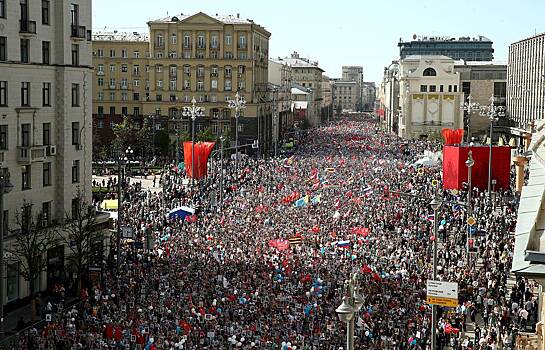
[4, 115, 534, 349]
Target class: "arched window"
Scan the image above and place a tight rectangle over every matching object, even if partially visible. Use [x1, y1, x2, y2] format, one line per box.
[423, 68, 436, 76]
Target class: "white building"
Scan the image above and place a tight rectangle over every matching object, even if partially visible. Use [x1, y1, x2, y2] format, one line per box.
[398, 55, 464, 139]
[507, 33, 545, 128]
[0, 0, 93, 303]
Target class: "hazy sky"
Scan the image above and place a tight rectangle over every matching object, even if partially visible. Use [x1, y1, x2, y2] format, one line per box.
[92, 0, 545, 83]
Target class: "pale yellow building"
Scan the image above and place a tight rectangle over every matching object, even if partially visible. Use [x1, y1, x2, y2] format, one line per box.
[92, 12, 272, 155]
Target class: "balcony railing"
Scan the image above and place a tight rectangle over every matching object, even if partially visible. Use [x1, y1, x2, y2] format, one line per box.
[18, 146, 47, 164]
[71, 24, 87, 39]
[20, 20, 37, 34]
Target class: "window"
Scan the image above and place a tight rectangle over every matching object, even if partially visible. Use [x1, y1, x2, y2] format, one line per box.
[0, 125, 7, 150]
[420, 85, 427, 93]
[42, 122, 50, 145]
[238, 52, 247, 60]
[453, 85, 458, 92]
[197, 66, 204, 77]
[238, 35, 246, 48]
[109, 106, 115, 115]
[183, 80, 190, 90]
[184, 65, 191, 75]
[42, 0, 49, 24]
[21, 82, 30, 106]
[0, 0, 5, 18]
[72, 121, 80, 145]
[170, 65, 177, 77]
[121, 92, 128, 101]
[97, 77, 104, 86]
[71, 197, 80, 220]
[423, 68, 436, 76]
[70, 3, 79, 26]
[22, 165, 31, 190]
[71, 160, 79, 183]
[133, 93, 140, 101]
[183, 33, 190, 48]
[224, 80, 232, 91]
[42, 41, 50, 64]
[156, 33, 164, 47]
[133, 80, 139, 87]
[121, 64, 128, 72]
[71, 84, 80, 106]
[109, 49, 115, 58]
[211, 79, 218, 90]
[224, 52, 233, 59]
[211, 34, 218, 48]
[225, 66, 232, 78]
[97, 48, 104, 57]
[171, 34, 177, 45]
[7, 263, 18, 302]
[121, 49, 127, 58]
[43, 162, 51, 186]
[20, 39, 30, 63]
[169, 80, 177, 91]
[121, 106, 128, 115]
[133, 65, 140, 75]
[121, 78, 128, 88]
[133, 107, 140, 116]
[21, 123, 30, 147]
[109, 78, 116, 88]
[439, 85, 444, 92]
[183, 51, 191, 59]
[448, 85, 452, 92]
[41, 202, 50, 226]
[238, 65, 246, 74]
[156, 65, 163, 73]
[97, 106, 104, 117]
[133, 51, 139, 58]
[157, 80, 163, 88]
[71, 44, 79, 66]
[429, 85, 436, 92]
[0, 81, 7, 106]
[197, 81, 204, 91]
[42, 82, 51, 106]
[225, 34, 232, 45]
[197, 33, 205, 48]
[0, 37, 5, 61]
[109, 64, 115, 72]
[238, 80, 245, 91]
[156, 94, 162, 101]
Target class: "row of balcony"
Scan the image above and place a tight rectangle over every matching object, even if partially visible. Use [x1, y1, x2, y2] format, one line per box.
[19, 21, 88, 40]
[0, 145, 59, 166]
[154, 43, 247, 50]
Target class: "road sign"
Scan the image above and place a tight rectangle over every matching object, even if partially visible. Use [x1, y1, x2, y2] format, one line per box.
[427, 280, 458, 307]
[467, 217, 476, 226]
[426, 296, 458, 308]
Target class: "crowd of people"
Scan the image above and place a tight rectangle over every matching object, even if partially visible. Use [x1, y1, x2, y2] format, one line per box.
[3, 115, 535, 349]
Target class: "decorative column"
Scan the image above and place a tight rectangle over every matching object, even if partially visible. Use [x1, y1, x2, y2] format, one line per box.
[512, 156, 528, 193]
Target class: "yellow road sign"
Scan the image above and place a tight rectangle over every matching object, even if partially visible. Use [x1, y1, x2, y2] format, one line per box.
[467, 217, 476, 226]
[426, 296, 458, 308]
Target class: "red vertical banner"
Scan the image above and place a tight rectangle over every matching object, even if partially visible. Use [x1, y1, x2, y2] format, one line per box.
[183, 141, 216, 179]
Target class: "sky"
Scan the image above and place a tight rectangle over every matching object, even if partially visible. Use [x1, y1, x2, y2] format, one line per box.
[92, 0, 545, 83]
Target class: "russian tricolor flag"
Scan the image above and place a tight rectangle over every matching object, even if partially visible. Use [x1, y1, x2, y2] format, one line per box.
[337, 240, 351, 249]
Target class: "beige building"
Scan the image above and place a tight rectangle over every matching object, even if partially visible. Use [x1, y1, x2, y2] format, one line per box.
[454, 61, 507, 140]
[0, 0, 95, 303]
[507, 32, 545, 128]
[92, 12, 272, 155]
[361, 82, 376, 112]
[276, 52, 324, 126]
[321, 75, 333, 122]
[398, 55, 464, 139]
[332, 80, 359, 112]
[342, 66, 363, 109]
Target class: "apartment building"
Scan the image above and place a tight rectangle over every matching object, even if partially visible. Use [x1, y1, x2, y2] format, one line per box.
[332, 80, 359, 112]
[276, 52, 324, 126]
[92, 12, 272, 155]
[0, 0, 93, 304]
[398, 55, 464, 139]
[361, 82, 376, 112]
[507, 33, 545, 128]
[268, 59, 294, 142]
[342, 66, 363, 109]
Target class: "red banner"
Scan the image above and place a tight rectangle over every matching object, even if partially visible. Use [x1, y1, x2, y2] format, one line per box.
[183, 141, 215, 179]
[441, 128, 464, 145]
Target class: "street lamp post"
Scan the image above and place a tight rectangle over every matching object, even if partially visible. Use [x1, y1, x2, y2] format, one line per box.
[116, 146, 132, 293]
[219, 135, 225, 211]
[227, 92, 246, 173]
[181, 98, 205, 187]
[460, 95, 481, 143]
[0, 172, 13, 335]
[429, 197, 442, 350]
[465, 151, 474, 264]
[336, 273, 364, 350]
[479, 96, 505, 200]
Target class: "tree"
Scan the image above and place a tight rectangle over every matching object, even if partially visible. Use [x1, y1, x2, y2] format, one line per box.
[57, 191, 103, 294]
[136, 117, 153, 161]
[7, 206, 59, 322]
[196, 127, 216, 142]
[155, 130, 172, 157]
[112, 116, 137, 153]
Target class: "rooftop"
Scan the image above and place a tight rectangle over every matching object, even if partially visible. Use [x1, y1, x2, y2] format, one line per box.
[399, 35, 492, 43]
[511, 32, 545, 46]
[92, 31, 149, 42]
[277, 52, 324, 71]
[151, 12, 253, 25]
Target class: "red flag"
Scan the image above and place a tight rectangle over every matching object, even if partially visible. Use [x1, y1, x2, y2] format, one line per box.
[179, 320, 192, 335]
[371, 273, 382, 282]
[185, 214, 197, 223]
[361, 264, 373, 274]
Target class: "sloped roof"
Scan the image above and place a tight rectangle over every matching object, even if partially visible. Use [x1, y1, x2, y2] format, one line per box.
[93, 31, 149, 42]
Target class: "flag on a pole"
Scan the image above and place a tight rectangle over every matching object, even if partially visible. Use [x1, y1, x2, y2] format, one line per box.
[337, 240, 351, 249]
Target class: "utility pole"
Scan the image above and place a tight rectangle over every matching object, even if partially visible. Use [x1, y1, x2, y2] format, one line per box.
[466, 151, 474, 264]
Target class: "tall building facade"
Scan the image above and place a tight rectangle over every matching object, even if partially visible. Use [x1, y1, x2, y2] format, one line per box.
[398, 56, 464, 139]
[332, 80, 359, 112]
[276, 52, 324, 126]
[0, 0, 93, 302]
[342, 66, 363, 110]
[361, 82, 376, 112]
[92, 12, 272, 155]
[507, 33, 545, 128]
[268, 59, 294, 145]
[399, 35, 494, 61]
